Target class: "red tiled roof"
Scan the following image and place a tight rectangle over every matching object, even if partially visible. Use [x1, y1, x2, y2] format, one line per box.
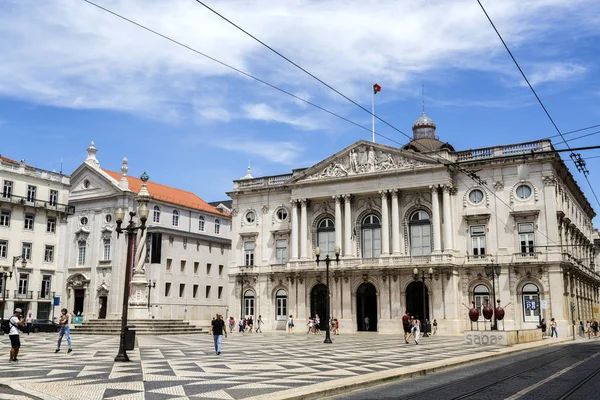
[103, 169, 228, 217]
[0, 155, 20, 165]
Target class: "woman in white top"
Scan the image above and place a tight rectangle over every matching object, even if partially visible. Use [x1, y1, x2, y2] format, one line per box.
[287, 315, 294, 333]
[25, 312, 34, 336]
[413, 318, 421, 345]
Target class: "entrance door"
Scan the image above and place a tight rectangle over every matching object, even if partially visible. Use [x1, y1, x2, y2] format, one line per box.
[356, 283, 377, 331]
[406, 281, 429, 326]
[98, 296, 107, 319]
[37, 303, 51, 320]
[74, 289, 85, 316]
[310, 284, 328, 330]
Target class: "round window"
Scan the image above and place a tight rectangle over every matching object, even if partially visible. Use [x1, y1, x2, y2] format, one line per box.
[516, 185, 532, 199]
[245, 211, 255, 223]
[83, 180, 90, 189]
[80, 217, 88, 225]
[276, 208, 288, 221]
[105, 214, 112, 223]
[469, 189, 484, 204]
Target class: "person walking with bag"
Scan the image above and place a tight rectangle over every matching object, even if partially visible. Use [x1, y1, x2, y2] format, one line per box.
[209, 313, 227, 355]
[55, 308, 72, 353]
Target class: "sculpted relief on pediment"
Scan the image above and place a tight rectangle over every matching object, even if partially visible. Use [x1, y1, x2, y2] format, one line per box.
[305, 145, 428, 181]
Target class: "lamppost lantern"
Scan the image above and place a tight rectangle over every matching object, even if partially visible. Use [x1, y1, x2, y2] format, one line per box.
[334, 246, 341, 257]
[138, 203, 149, 222]
[115, 207, 125, 224]
[413, 267, 419, 278]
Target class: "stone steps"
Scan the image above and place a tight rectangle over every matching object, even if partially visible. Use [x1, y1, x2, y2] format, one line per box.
[71, 319, 206, 335]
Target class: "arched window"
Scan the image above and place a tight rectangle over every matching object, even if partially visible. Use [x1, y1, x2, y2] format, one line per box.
[172, 210, 179, 226]
[198, 215, 205, 231]
[361, 214, 381, 258]
[215, 219, 221, 234]
[317, 218, 335, 257]
[244, 289, 255, 319]
[473, 284, 490, 321]
[522, 283, 540, 322]
[276, 289, 287, 320]
[409, 210, 431, 256]
[153, 206, 160, 223]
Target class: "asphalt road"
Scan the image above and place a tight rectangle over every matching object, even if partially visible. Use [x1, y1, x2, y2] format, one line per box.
[329, 341, 600, 400]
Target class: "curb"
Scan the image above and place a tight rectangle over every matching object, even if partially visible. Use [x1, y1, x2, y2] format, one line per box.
[1, 383, 59, 400]
[245, 337, 578, 400]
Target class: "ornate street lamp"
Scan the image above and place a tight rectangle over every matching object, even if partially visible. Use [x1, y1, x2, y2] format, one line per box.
[239, 267, 247, 320]
[315, 245, 340, 344]
[146, 280, 156, 311]
[413, 267, 433, 337]
[484, 261, 501, 330]
[1, 257, 27, 326]
[114, 173, 150, 362]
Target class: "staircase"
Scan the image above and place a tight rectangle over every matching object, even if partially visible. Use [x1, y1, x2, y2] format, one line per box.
[71, 319, 205, 335]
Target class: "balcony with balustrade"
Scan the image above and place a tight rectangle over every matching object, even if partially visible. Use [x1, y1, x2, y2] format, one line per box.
[38, 291, 55, 300]
[14, 290, 33, 300]
[0, 193, 75, 214]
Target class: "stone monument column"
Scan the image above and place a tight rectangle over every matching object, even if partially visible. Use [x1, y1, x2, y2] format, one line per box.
[129, 173, 151, 319]
[391, 190, 400, 254]
[430, 185, 442, 253]
[380, 191, 390, 256]
[343, 195, 352, 257]
[290, 200, 299, 260]
[334, 196, 343, 255]
[300, 199, 308, 259]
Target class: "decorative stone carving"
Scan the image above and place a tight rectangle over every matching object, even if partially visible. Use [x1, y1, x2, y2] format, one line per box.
[305, 145, 428, 180]
[493, 181, 504, 191]
[542, 175, 556, 186]
[66, 273, 90, 289]
[362, 273, 368, 282]
[262, 205, 269, 214]
[230, 208, 238, 217]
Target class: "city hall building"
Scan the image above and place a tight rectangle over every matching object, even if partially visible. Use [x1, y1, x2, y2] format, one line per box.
[227, 113, 599, 335]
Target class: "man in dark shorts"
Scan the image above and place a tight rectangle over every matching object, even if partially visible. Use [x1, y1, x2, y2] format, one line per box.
[9, 308, 24, 362]
[209, 313, 227, 355]
[402, 311, 411, 344]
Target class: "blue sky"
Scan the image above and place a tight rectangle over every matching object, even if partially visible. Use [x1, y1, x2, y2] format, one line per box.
[1, 0, 599, 222]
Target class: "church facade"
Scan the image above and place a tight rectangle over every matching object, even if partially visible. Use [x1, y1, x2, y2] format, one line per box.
[227, 113, 599, 335]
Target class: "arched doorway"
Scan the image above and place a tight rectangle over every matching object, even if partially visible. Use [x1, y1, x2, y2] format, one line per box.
[406, 281, 429, 325]
[310, 284, 328, 330]
[356, 283, 377, 331]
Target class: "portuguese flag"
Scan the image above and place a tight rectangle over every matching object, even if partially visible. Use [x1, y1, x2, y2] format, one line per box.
[373, 83, 381, 94]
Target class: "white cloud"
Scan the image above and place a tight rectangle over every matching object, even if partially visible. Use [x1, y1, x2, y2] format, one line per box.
[243, 103, 318, 129]
[526, 63, 587, 86]
[209, 136, 305, 165]
[198, 107, 232, 122]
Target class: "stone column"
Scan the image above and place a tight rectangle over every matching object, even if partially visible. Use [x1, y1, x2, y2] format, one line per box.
[442, 185, 453, 252]
[343, 195, 352, 257]
[300, 199, 308, 259]
[380, 191, 390, 255]
[291, 200, 299, 260]
[430, 185, 441, 253]
[391, 190, 400, 254]
[334, 195, 343, 255]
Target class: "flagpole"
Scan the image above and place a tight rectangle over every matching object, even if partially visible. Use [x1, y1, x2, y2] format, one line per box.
[372, 89, 375, 143]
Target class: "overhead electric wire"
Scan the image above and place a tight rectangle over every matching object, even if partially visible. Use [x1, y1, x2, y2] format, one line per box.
[548, 124, 600, 139]
[559, 130, 600, 145]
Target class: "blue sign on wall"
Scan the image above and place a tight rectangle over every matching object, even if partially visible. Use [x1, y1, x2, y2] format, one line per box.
[53, 296, 60, 306]
[525, 299, 537, 311]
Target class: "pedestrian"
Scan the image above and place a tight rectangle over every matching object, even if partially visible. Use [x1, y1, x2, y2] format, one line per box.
[287, 315, 294, 333]
[413, 316, 421, 345]
[402, 311, 411, 344]
[586, 321, 591, 339]
[256, 315, 263, 333]
[550, 318, 558, 337]
[238, 317, 244, 333]
[209, 313, 227, 355]
[432, 319, 438, 336]
[579, 321, 584, 337]
[538, 318, 547, 336]
[307, 317, 314, 334]
[8, 308, 24, 363]
[593, 319, 599, 337]
[335, 318, 339, 335]
[229, 317, 235, 334]
[364, 316, 370, 331]
[25, 312, 33, 335]
[247, 316, 254, 333]
[55, 308, 72, 354]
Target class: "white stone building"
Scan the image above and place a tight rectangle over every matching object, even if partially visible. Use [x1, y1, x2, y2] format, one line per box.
[62, 143, 231, 325]
[0, 155, 71, 320]
[227, 113, 599, 336]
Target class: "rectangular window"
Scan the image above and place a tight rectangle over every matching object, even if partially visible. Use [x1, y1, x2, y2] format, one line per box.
[218, 286, 223, 300]
[165, 282, 171, 297]
[206, 263, 212, 276]
[27, 185, 36, 202]
[180, 260, 186, 273]
[103, 238, 111, 260]
[0, 240, 7, 258]
[470, 225, 486, 256]
[205, 285, 211, 299]
[18, 273, 29, 295]
[44, 245, 54, 263]
[193, 284, 199, 298]
[244, 242, 254, 266]
[24, 214, 34, 230]
[194, 262, 199, 275]
[49, 190, 58, 206]
[150, 232, 162, 263]
[0, 210, 10, 227]
[46, 217, 56, 233]
[518, 223, 535, 254]
[198, 216, 205, 231]
[2, 181, 12, 198]
[166, 258, 172, 271]
[179, 283, 185, 298]
[41, 275, 52, 298]
[275, 239, 288, 264]
[22, 242, 32, 260]
[77, 241, 86, 265]
[218, 264, 223, 276]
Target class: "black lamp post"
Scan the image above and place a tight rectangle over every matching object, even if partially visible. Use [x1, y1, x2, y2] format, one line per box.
[0, 257, 26, 326]
[412, 267, 433, 337]
[146, 280, 156, 311]
[239, 267, 247, 320]
[484, 261, 501, 330]
[114, 173, 150, 362]
[315, 245, 340, 344]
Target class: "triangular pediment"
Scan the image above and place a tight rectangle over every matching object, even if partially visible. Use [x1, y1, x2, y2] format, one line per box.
[291, 140, 440, 183]
[69, 162, 127, 201]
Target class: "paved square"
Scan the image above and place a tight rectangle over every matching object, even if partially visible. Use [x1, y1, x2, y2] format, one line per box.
[0, 332, 504, 399]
